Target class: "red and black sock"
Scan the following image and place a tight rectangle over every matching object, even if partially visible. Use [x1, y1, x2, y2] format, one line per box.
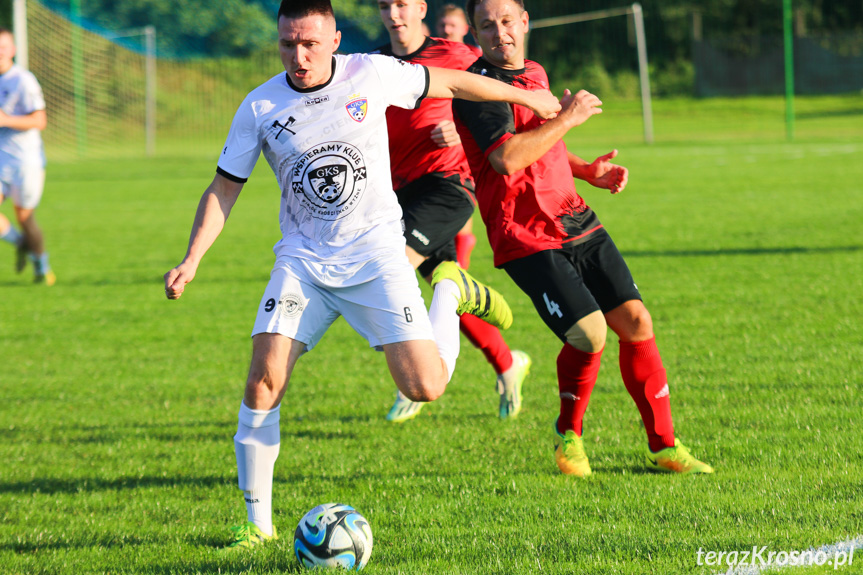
[556, 344, 603, 436]
[619, 336, 676, 452]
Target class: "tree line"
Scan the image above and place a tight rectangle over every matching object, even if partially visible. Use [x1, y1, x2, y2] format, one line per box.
[2, 0, 859, 60]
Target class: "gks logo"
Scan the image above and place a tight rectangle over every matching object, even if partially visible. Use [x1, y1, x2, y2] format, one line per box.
[345, 95, 368, 122]
[290, 141, 367, 221]
[278, 294, 305, 318]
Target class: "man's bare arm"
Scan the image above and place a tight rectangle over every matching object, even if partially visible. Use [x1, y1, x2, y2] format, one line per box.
[164, 173, 244, 300]
[487, 89, 602, 176]
[426, 66, 560, 120]
[0, 109, 46, 131]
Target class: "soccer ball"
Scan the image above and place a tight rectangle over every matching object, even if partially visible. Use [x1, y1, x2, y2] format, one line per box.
[294, 503, 373, 570]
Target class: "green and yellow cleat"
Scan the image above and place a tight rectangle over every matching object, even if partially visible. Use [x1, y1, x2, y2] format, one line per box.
[34, 270, 56, 286]
[553, 420, 592, 477]
[646, 439, 714, 475]
[496, 350, 531, 419]
[431, 261, 513, 330]
[223, 522, 278, 551]
[386, 390, 425, 423]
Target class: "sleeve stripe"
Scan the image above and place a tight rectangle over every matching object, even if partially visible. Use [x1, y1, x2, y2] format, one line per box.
[484, 132, 515, 157]
[216, 166, 248, 183]
[414, 65, 431, 109]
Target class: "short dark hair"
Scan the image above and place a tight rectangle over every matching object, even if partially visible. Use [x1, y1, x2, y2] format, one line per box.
[278, 0, 335, 21]
[465, 0, 524, 27]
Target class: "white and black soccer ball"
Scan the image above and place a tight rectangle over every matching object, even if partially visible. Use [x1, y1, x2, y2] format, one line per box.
[294, 503, 373, 571]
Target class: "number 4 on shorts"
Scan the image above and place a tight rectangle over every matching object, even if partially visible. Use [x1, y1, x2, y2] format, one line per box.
[543, 292, 563, 318]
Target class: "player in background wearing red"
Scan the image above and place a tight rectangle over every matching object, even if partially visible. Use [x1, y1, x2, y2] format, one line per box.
[436, 3, 481, 54]
[453, 0, 713, 475]
[435, 3, 480, 268]
[375, 0, 532, 423]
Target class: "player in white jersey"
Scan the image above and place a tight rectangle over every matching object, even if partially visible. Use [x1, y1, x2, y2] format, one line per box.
[0, 28, 54, 285]
[163, 0, 560, 550]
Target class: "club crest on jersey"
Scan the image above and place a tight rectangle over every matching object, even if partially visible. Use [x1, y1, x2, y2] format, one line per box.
[309, 164, 347, 202]
[290, 141, 367, 221]
[345, 95, 368, 122]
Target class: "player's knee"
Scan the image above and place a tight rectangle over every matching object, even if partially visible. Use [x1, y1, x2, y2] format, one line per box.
[621, 302, 653, 341]
[14, 208, 35, 223]
[607, 300, 655, 342]
[399, 376, 445, 402]
[565, 310, 607, 353]
[245, 367, 286, 407]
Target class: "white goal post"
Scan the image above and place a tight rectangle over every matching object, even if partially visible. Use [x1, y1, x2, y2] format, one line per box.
[12, 0, 28, 70]
[529, 2, 654, 144]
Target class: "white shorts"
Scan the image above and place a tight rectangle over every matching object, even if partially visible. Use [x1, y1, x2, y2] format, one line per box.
[251, 252, 435, 351]
[0, 164, 45, 210]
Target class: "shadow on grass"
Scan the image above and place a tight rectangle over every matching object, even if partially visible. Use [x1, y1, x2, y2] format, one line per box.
[0, 419, 360, 445]
[622, 245, 862, 258]
[592, 463, 676, 476]
[151, 553, 303, 575]
[1, 531, 275, 556]
[797, 109, 863, 120]
[0, 420, 235, 445]
[0, 474, 229, 495]
[3, 534, 149, 553]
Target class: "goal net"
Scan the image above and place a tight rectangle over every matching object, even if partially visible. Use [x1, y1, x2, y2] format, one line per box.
[23, 0, 284, 161]
[24, 0, 154, 160]
[526, 4, 654, 144]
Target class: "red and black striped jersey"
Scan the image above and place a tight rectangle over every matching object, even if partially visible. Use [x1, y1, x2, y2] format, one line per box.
[376, 37, 479, 191]
[453, 58, 602, 267]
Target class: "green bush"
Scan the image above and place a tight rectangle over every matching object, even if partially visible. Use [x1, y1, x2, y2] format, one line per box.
[651, 59, 695, 97]
[551, 65, 640, 102]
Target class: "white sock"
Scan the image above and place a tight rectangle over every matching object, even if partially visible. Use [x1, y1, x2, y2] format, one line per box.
[0, 226, 22, 245]
[429, 278, 461, 382]
[234, 402, 281, 536]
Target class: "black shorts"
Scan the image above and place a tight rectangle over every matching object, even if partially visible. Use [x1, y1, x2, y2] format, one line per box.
[396, 173, 475, 277]
[501, 229, 642, 342]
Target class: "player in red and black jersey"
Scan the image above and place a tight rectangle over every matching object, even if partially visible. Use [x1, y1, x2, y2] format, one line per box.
[373, 0, 532, 423]
[433, 3, 482, 267]
[454, 0, 713, 475]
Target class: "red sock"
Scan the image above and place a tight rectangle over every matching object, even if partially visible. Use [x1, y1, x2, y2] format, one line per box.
[460, 313, 513, 374]
[619, 336, 676, 452]
[556, 344, 603, 436]
[455, 232, 476, 269]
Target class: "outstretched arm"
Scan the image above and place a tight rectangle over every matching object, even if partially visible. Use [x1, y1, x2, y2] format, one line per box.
[164, 173, 243, 300]
[0, 109, 46, 131]
[487, 89, 602, 175]
[426, 66, 561, 120]
[569, 149, 628, 194]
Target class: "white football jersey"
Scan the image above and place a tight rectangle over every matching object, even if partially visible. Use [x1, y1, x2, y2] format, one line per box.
[0, 65, 46, 168]
[218, 53, 429, 264]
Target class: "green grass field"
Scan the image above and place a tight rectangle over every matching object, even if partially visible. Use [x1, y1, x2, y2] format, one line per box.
[1, 96, 862, 574]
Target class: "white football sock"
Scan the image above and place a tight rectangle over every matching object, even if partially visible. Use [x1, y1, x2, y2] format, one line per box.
[429, 278, 461, 382]
[234, 402, 281, 536]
